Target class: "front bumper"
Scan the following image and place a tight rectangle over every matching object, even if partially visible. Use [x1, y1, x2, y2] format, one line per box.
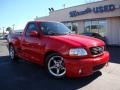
[64, 51, 109, 78]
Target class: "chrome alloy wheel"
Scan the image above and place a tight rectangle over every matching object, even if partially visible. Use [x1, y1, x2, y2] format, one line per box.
[48, 56, 66, 77]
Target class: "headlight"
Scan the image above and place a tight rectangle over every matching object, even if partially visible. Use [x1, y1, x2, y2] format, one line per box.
[69, 48, 88, 56]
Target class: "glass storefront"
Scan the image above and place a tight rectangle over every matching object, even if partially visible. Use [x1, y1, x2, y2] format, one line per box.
[64, 19, 107, 35]
[84, 19, 107, 36]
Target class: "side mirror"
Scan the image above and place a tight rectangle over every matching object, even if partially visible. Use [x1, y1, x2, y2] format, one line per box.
[30, 31, 39, 37]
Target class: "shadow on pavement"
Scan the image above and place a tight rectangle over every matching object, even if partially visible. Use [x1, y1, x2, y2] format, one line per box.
[107, 46, 120, 64]
[0, 55, 102, 90]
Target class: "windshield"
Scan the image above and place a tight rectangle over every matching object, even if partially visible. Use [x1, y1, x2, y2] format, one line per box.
[40, 22, 72, 35]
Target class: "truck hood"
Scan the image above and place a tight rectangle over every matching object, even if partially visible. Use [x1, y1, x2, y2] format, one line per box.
[49, 34, 105, 47]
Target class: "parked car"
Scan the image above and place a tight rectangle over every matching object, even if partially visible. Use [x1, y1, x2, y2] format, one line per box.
[7, 29, 23, 42]
[8, 21, 109, 78]
[0, 35, 4, 40]
[3, 34, 8, 40]
[81, 32, 107, 44]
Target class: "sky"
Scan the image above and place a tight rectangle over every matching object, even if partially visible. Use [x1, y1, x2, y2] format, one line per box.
[0, 0, 101, 32]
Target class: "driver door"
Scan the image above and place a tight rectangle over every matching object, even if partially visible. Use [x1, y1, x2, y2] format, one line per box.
[21, 22, 43, 63]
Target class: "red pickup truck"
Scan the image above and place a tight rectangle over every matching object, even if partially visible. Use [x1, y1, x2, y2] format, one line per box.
[8, 21, 109, 78]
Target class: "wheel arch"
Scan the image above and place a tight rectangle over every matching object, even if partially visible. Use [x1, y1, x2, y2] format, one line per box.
[44, 51, 62, 64]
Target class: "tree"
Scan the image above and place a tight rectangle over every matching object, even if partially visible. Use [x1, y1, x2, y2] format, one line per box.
[6, 27, 12, 33]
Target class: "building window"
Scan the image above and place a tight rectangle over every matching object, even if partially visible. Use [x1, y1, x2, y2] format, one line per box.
[84, 19, 107, 36]
[64, 22, 78, 34]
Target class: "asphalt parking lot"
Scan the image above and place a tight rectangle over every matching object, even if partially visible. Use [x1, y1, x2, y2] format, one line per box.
[0, 40, 120, 90]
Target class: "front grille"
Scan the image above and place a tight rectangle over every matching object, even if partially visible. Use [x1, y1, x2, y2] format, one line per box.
[93, 63, 106, 71]
[90, 46, 104, 55]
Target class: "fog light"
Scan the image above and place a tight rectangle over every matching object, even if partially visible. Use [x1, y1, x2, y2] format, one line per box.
[79, 69, 82, 74]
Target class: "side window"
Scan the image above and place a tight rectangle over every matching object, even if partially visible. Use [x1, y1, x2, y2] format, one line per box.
[25, 23, 38, 37]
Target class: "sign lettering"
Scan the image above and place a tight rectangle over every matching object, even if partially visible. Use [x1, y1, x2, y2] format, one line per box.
[69, 4, 116, 17]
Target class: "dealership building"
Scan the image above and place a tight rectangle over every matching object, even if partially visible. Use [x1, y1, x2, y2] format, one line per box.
[35, 0, 120, 45]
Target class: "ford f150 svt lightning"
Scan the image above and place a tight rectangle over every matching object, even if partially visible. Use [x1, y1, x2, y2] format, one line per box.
[8, 21, 109, 78]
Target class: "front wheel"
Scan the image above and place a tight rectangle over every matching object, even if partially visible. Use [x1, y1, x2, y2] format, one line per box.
[46, 53, 66, 78]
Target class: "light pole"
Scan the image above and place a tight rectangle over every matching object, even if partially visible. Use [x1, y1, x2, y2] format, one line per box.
[12, 24, 15, 30]
[2, 27, 5, 35]
[0, 27, 1, 35]
[63, 4, 65, 9]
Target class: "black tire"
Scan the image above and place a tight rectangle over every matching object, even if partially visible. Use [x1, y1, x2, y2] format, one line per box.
[45, 53, 66, 78]
[9, 45, 18, 62]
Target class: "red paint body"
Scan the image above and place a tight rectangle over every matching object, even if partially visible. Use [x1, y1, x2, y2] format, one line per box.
[9, 21, 109, 77]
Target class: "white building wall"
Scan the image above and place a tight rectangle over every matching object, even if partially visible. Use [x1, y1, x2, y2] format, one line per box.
[107, 17, 120, 45]
[37, 0, 120, 22]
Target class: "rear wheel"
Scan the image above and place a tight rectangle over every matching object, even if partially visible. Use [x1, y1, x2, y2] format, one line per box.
[9, 45, 18, 62]
[46, 53, 66, 78]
